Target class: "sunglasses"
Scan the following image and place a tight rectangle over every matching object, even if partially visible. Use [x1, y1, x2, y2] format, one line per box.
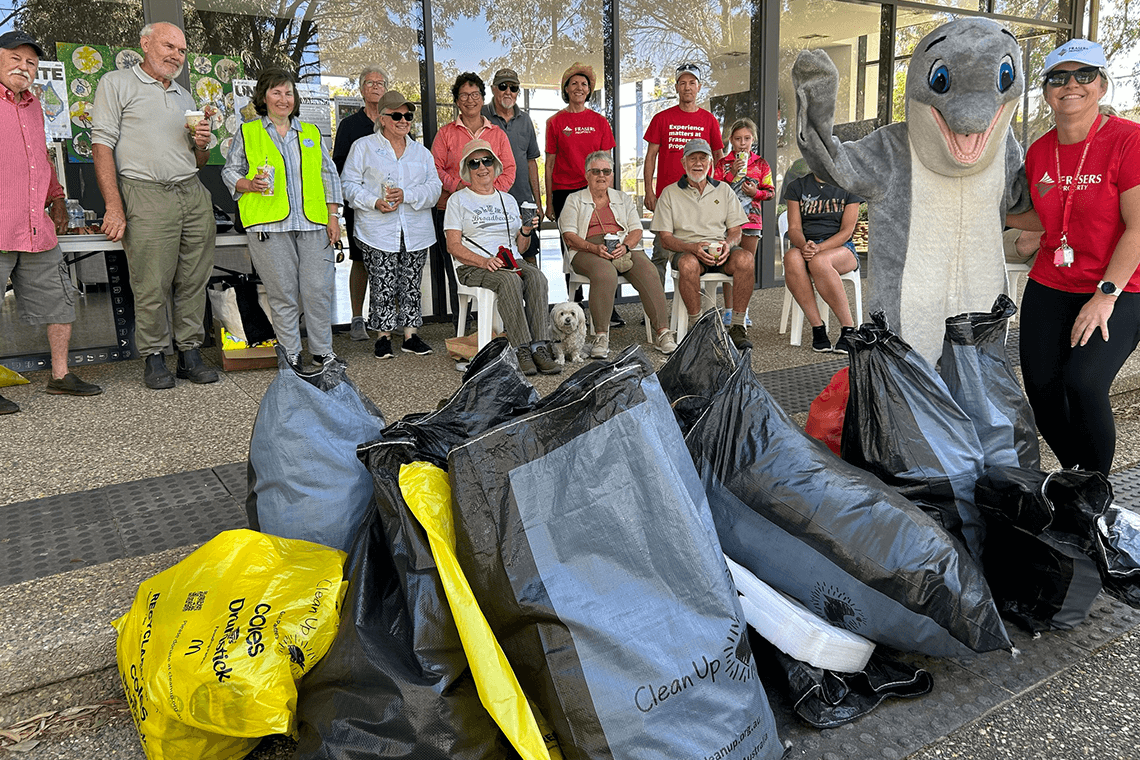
[497, 83, 520, 92]
[466, 156, 496, 168]
[1044, 66, 1102, 87]
[383, 111, 413, 121]
[587, 167, 613, 176]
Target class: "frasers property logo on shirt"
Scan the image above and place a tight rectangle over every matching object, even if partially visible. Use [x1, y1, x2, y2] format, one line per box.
[563, 125, 597, 135]
[666, 123, 707, 151]
[1037, 169, 1103, 196]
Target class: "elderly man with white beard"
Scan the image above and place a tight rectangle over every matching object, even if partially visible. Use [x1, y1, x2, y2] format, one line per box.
[0, 31, 103, 414]
[91, 21, 220, 390]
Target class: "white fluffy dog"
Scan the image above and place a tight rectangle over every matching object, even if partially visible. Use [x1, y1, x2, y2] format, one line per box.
[549, 301, 588, 365]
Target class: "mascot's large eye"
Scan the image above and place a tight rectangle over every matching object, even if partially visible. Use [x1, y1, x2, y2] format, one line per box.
[998, 57, 1016, 92]
[928, 63, 951, 94]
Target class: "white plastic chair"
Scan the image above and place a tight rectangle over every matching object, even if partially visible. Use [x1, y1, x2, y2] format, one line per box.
[1005, 261, 1030, 325]
[453, 258, 503, 350]
[777, 210, 864, 346]
[669, 269, 734, 342]
[562, 238, 653, 341]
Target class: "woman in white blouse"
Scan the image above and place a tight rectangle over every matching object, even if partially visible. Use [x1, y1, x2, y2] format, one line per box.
[341, 90, 442, 359]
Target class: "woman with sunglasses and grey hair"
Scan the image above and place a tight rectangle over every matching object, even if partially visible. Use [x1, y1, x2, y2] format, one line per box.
[1014, 39, 1140, 475]
[341, 91, 441, 360]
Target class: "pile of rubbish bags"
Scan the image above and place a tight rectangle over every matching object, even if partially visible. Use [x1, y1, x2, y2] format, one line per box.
[112, 296, 1140, 760]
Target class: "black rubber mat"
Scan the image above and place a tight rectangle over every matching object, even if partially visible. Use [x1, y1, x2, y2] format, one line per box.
[759, 359, 846, 416]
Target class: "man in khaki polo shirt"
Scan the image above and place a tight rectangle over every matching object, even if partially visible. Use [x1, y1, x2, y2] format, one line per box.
[91, 21, 219, 390]
[651, 138, 754, 350]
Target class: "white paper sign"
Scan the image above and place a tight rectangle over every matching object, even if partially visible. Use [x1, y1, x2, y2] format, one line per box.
[34, 61, 72, 141]
[232, 78, 331, 149]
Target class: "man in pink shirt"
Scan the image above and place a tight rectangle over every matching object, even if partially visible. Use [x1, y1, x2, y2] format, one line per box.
[643, 63, 725, 282]
[0, 31, 102, 414]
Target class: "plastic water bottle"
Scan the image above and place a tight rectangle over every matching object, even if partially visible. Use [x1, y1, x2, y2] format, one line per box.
[66, 199, 84, 229]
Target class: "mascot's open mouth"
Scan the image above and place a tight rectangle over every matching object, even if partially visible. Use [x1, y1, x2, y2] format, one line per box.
[930, 103, 1005, 165]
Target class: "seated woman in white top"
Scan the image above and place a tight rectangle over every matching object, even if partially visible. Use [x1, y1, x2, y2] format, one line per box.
[443, 139, 560, 376]
[560, 151, 676, 356]
[341, 90, 441, 359]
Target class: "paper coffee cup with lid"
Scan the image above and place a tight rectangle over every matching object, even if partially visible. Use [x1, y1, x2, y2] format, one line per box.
[184, 109, 206, 130]
[604, 233, 621, 254]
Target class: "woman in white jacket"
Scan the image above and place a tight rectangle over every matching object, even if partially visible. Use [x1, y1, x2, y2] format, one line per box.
[342, 90, 442, 359]
[560, 151, 675, 356]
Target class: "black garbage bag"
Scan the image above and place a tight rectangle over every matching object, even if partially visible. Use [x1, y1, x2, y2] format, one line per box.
[843, 311, 986, 560]
[941, 294, 1040, 470]
[752, 633, 933, 729]
[975, 467, 1106, 632]
[1098, 505, 1140, 608]
[680, 351, 1010, 658]
[448, 348, 782, 760]
[294, 340, 538, 760]
[246, 346, 385, 551]
[656, 309, 740, 432]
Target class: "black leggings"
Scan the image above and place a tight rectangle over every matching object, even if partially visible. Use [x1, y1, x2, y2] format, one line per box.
[1019, 279, 1140, 475]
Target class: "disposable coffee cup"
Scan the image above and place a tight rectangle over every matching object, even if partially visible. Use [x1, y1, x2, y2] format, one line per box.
[257, 164, 275, 196]
[707, 241, 725, 261]
[520, 201, 538, 229]
[604, 233, 620, 254]
[184, 110, 205, 130]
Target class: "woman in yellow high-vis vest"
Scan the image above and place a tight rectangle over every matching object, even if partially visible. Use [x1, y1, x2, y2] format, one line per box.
[222, 68, 342, 369]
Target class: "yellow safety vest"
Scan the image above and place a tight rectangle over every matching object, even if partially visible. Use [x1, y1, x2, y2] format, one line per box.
[238, 120, 328, 227]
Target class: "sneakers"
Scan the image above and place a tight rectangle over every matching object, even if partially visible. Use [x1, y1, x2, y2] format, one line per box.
[654, 328, 678, 355]
[727, 323, 753, 351]
[401, 334, 433, 355]
[374, 336, 393, 359]
[590, 332, 610, 358]
[176, 349, 219, 384]
[311, 352, 340, 368]
[143, 353, 175, 390]
[46, 373, 103, 396]
[833, 326, 856, 355]
[349, 316, 370, 341]
[811, 325, 832, 353]
[531, 341, 562, 375]
[0, 393, 18, 414]
[516, 345, 538, 376]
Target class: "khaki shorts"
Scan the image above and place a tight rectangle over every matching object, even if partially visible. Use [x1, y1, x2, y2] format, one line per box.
[669, 245, 743, 276]
[1, 245, 77, 325]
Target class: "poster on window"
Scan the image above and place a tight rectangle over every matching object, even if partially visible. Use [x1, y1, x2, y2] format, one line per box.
[56, 42, 243, 164]
[33, 61, 72, 141]
[233, 79, 332, 149]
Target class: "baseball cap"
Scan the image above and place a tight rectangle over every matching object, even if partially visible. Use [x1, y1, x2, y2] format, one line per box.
[682, 138, 712, 158]
[377, 90, 416, 113]
[1043, 39, 1107, 74]
[0, 30, 44, 58]
[492, 68, 520, 87]
[675, 62, 702, 82]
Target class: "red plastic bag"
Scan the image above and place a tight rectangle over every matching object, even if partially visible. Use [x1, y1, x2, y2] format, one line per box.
[805, 367, 848, 455]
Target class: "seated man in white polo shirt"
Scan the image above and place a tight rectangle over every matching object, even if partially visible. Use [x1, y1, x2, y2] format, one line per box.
[650, 138, 754, 350]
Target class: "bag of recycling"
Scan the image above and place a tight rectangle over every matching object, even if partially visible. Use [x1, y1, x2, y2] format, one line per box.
[804, 367, 849, 456]
[656, 309, 740, 433]
[1098, 505, 1140, 608]
[940, 294, 1040, 469]
[295, 339, 541, 760]
[974, 467, 1105, 631]
[449, 348, 782, 760]
[658, 316, 1008, 658]
[112, 529, 347, 760]
[842, 311, 986, 560]
[247, 346, 385, 551]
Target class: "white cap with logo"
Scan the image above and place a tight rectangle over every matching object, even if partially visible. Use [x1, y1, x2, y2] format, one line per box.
[1044, 39, 1107, 74]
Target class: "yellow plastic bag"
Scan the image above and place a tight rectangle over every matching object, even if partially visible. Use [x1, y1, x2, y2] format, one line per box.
[112, 529, 347, 760]
[0, 365, 29, 388]
[399, 462, 561, 760]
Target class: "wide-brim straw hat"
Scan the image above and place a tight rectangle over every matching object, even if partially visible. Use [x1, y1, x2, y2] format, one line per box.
[459, 139, 503, 184]
[560, 62, 596, 103]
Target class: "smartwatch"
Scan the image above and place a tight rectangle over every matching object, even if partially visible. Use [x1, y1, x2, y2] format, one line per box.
[1098, 280, 1123, 297]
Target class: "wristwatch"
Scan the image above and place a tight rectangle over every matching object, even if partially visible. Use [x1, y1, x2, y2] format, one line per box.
[1098, 280, 1123, 297]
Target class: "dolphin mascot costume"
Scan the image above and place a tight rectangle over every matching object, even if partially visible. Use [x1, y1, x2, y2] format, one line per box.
[792, 18, 1030, 362]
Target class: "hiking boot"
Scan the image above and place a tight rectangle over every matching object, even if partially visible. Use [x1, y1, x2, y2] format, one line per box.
[144, 353, 175, 390]
[176, 348, 219, 384]
[833, 326, 856, 355]
[811, 325, 832, 353]
[401, 334, 433, 356]
[0, 393, 19, 414]
[589, 332, 610, 358]
[531, 341, 562, 375]
[727, 323, 753, 351]
[654, 328, 678, 355]
[46, 372, 103, 396]
[349, 316, 369, 341]
[516, 345, 538, 376]
[374, 336, 393, 359]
